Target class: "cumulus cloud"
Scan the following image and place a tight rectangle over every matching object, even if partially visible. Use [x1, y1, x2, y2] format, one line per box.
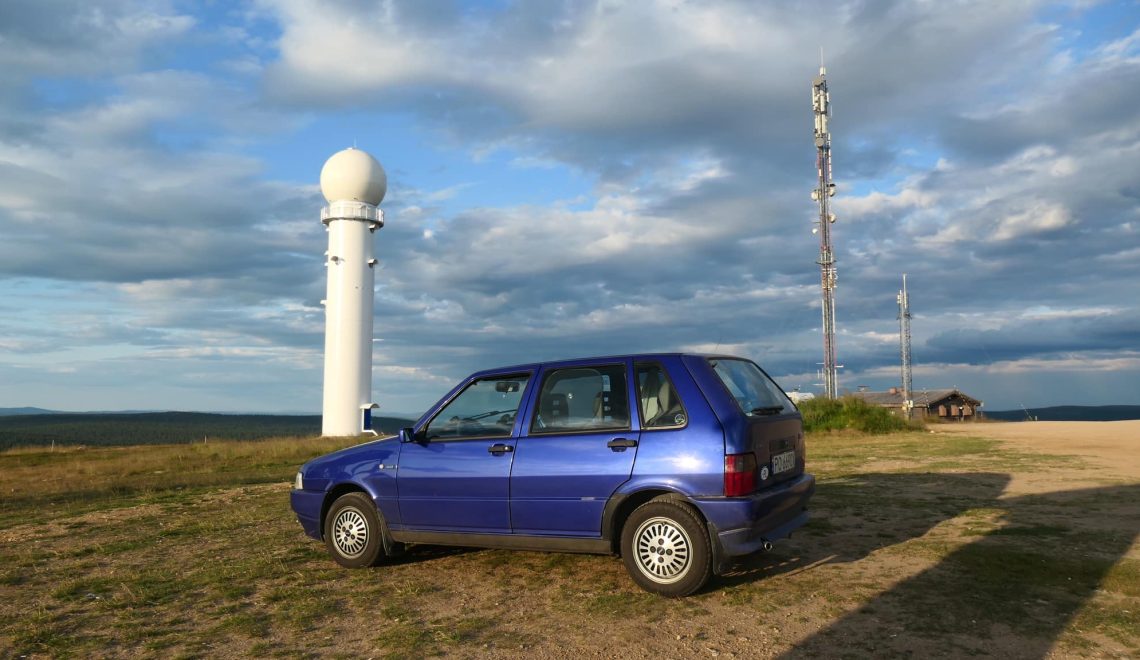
[0, 0, 195, 78]
[991, 202, 1074, 241]
[842, 186, 937, 222]
[259, 0, 1063, 181]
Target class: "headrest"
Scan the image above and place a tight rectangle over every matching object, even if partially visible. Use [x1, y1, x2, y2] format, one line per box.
[642, 372, 661, 399]
[657, 379, 671, 409]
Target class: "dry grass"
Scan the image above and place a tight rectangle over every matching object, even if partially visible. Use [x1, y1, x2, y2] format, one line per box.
[0, 436, 360, 527]
[1, 430, 1137, 658]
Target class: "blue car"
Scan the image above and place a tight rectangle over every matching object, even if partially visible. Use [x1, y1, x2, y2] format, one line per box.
[291, 354, 814, 596]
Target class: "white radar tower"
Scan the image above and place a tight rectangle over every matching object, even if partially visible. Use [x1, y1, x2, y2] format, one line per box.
[319, 148, 387, 436]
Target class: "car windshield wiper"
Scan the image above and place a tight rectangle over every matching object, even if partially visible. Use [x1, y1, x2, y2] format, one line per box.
[749, 406, 785, 416]
[463, 409, 511, 421]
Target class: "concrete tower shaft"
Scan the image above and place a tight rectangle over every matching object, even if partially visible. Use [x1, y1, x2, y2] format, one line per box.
[319, 148, 386, 437]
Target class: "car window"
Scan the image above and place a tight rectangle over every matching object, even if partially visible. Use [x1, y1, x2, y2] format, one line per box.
[531, 365, 629, 433]
[708, 358, 793, 416]
[635, 362, 687, 428]
[425, 374, 530, 440]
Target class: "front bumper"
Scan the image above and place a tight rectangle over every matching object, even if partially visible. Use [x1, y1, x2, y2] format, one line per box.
[694, 473, 815, 559]
[290, 488, 325, 540]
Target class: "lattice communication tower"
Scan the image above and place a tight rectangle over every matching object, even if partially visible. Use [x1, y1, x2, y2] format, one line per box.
[897, 274, 913, 418]
[811, 63, 839, 398]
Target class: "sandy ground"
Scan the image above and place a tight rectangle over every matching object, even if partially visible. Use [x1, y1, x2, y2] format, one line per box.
[936, 420, 1140, 479]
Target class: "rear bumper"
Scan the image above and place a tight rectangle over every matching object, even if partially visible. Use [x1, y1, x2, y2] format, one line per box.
[694, 473, 815, 559]
[290, 489, 325, 540]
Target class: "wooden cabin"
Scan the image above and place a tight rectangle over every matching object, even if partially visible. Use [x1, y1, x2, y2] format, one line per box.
[851, 388, 983, 421]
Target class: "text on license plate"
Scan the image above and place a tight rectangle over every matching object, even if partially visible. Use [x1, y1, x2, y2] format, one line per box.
[772, 450, 796, 474]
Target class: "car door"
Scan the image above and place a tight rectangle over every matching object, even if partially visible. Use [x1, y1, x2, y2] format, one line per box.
[509, 361, 639, 536]
[396, 373, 532, 533]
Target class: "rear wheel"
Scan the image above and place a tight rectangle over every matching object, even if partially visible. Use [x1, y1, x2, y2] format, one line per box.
[324, 492, 384, 568]
[620, 500, 711, 597]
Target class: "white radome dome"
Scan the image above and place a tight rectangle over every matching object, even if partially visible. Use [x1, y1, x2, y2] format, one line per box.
[320, 147, 387, 205]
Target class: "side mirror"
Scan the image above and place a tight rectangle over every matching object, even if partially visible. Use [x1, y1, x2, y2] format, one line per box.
[398, 427, 418, 444]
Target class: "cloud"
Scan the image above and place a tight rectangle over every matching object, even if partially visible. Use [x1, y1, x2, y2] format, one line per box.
[842, 186, 937, 221]
[991, 202, 1073, 241]
[0, 0, 195, 78]
[1, 0, 1139, 412]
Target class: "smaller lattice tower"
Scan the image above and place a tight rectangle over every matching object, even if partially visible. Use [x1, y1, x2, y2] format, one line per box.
[897, 274, 913, 418]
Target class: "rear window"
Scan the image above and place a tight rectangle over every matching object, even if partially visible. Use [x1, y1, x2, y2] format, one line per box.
[708, 358, 794, 416]
[635, 362, 687, 429]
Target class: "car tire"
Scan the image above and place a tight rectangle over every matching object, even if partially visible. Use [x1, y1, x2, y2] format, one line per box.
[620, 499, 712, 597]
[324, 492, 384, 568]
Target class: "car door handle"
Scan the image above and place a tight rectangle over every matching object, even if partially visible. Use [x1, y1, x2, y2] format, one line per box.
[607, 438, 638, 450]
[488, 443, 514, 454]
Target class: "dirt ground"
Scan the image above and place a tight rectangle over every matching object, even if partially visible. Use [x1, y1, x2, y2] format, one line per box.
[936, 421, 1140, 478]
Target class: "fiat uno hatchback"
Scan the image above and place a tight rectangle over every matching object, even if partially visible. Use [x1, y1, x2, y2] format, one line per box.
[290, 354, 814, 596]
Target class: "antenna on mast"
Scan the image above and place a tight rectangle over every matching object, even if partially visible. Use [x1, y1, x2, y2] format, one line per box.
[811, 57, 839, 398]
[898, 274, 913, 418]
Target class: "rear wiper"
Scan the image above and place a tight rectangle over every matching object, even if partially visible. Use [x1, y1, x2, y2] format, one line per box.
[750, 406, 785, 416]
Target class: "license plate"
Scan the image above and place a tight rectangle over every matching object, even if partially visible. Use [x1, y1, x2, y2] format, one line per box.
[772, 450, 796, 474]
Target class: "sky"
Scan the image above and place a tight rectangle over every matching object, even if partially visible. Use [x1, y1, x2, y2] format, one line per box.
[0, 0, 1138, 415]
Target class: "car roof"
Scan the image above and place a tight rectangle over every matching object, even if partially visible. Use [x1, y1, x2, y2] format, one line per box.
[468, 353, 746, 378]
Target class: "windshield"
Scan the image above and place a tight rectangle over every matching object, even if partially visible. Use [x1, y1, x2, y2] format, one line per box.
[708, 358, 794, 416]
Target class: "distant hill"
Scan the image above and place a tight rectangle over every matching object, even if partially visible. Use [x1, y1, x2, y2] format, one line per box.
[985, 405, 1140, 422]
[0, 407, 60, 416]
[0, 412, 416, 450]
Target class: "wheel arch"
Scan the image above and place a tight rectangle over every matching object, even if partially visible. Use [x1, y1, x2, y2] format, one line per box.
[319, 482, 371, 540]
[604, 488, 709, 555]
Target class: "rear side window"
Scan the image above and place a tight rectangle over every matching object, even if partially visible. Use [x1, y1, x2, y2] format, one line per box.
[531, 365, 629, 433]
[709, 359, 793, 416]
[635, 362, 687, 428]
[425, 374, 530, 440]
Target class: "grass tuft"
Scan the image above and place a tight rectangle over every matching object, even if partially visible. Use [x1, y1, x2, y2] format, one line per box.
[799, 396, 920, 434]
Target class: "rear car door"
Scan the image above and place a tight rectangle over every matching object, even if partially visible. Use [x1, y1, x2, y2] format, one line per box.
[509, 361, 638, 536]
[396, 373, 531, 533]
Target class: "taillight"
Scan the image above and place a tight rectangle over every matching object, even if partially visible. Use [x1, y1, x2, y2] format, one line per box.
[724, 453, 757, 497]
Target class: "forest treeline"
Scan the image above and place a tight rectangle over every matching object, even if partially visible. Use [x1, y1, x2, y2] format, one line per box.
[0, 412, 415, 450]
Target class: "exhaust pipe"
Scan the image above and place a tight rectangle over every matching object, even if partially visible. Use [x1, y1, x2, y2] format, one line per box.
[761, 540, 773, 552]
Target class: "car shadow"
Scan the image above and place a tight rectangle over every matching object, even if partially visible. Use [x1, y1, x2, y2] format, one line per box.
[386, 543, 481, 565]
[748, 474, 1140, 658]
[716, 472, 1014, 586]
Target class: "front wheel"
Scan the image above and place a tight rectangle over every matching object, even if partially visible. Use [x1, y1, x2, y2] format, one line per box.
[324, 492, 384, 568]
[620, 500, 712, 597]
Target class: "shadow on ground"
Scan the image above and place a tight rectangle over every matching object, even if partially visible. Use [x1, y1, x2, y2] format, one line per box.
[388, 544, 481, 565]
[718, 472, 1013, 586]
[746, 473, 1140, 658]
